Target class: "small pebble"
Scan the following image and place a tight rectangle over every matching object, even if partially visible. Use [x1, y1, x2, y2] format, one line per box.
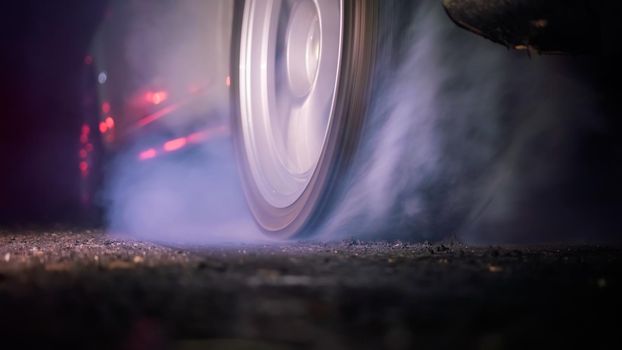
[597, 278, 607, 288]
[488, 265, 503, 273]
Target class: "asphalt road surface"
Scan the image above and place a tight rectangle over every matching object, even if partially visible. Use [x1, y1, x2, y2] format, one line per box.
[0, 229, 619, 350]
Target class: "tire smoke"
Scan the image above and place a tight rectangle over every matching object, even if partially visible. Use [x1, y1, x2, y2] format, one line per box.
[321, 1, 620, 243]
[102, 0, 266, 244]
[103, 0, 620, 244]
[105, 140, 266, 244]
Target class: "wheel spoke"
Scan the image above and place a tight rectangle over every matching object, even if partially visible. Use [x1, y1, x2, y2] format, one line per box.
[239, 0, 343, 208]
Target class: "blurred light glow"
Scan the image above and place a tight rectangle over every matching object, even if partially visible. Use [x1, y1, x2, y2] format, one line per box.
[187, 125, 229, 144]
[136, 102, 180, 128]
[105, 116, 115, 129]
[187, 131, 208, 144]
[80, 123, 90, 144]
[98, 71, 108, 84]
[163, 137, 187, 152]
[146, 91, 168, 105]
[99, 121, 108, 134]
[225, 76, 231, 87]
[139, 148, 158, 160]
[79, 161, 89, 173]
[102, 102, 111, 114]
[84, 55, 93, 65]
[79, 149, 88, 159]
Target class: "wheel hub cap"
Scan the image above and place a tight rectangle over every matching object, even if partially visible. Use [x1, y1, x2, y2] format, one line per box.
[239, 0, 343, 208]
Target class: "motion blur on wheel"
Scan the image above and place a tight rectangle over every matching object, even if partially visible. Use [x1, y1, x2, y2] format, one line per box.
[83, 0, 383, 238]
[232, 0, 380, 238]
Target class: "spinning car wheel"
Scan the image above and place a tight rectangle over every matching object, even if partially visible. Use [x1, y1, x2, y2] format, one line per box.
[232, 0, 380, 238]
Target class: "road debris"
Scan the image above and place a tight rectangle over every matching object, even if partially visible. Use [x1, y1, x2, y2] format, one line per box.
[0, 230, 619, 349]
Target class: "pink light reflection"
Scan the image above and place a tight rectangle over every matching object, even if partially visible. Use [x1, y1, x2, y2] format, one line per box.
[163, 137, 187, 152]
[138, 148, 158, 161]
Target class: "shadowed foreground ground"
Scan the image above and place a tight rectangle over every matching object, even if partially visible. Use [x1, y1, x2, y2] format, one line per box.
[0, 230, 620, 349]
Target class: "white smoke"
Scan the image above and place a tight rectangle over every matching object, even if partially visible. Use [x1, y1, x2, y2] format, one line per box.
[103, 0, 614, 245]
[106, 140, 266, 243]
[102, 0, 266, 244]
[320, 1, 605, 243]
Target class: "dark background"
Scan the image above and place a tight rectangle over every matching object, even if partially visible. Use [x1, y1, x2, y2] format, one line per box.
[0, 1, 107, 224]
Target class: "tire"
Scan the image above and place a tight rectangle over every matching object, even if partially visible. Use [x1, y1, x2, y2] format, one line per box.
[231, 0, 381, 238]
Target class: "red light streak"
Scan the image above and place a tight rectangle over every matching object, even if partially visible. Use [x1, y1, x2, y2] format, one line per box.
[135, 125, 230, 161]
[79, 149, 88, 159]
[80, 134, 88, 144]
[225, 76, 231, 87]
[187, 125, 229, 144]
[163, 137, 187, 152]
[138, 148, 158, 160]
[99, 121, 108, 134]
[81, 124, 90, 135]
[136, 102, 181, 128]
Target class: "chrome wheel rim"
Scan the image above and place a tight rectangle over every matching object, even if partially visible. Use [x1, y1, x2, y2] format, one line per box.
[239, 0, 343, 208]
